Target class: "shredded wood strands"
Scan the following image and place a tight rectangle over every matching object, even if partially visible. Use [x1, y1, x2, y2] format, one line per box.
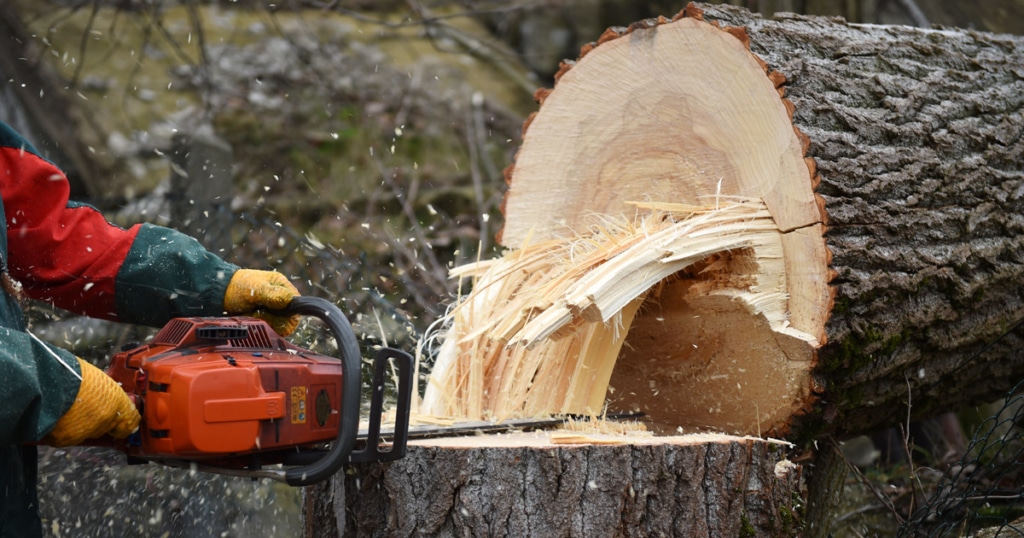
[421, 197, 787, 421]
[559, 416, 651, 437]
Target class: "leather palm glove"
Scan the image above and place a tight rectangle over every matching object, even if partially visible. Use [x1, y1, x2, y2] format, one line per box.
[224, 269, 301, 336]
[43, 358, 140, 447]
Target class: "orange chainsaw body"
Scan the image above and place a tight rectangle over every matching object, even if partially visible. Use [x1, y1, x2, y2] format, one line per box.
[107, 316, 343, 463]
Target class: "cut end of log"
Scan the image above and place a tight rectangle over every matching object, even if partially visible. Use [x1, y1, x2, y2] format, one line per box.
[423, 6, 832, 438]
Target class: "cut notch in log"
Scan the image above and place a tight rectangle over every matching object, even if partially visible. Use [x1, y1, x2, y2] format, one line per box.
[422, 196, 819, 435]
[423, 4, 831, 437]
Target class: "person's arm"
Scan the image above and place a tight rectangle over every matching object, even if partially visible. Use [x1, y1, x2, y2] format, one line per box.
[0, 122, 290, 446]
[0, 124, 238, 325]
[0, 325, 140, 446]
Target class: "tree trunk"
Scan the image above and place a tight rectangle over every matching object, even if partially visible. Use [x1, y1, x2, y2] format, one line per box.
[485, 2, 1024, 442]
[695, 3, 1024, 440]
[305, 433, 801, 537]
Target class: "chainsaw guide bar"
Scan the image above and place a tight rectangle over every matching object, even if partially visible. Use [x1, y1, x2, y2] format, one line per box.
[359, 412, 646, 442]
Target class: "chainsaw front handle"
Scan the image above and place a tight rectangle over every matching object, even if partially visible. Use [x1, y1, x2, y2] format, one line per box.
[268, 296, 362, 486]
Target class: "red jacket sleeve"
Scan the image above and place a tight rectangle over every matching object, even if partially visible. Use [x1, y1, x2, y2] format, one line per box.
[0, 144, 139, 320]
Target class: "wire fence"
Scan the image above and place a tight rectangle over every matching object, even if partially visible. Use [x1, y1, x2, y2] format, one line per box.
[899, 380, 1024, 537]
[233, 209, 427, 346]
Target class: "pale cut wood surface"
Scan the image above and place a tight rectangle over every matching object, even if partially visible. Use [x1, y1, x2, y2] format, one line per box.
[501, 17, 822, 240]
[421, 199, 809, 430]
[438, 6, 831, 436]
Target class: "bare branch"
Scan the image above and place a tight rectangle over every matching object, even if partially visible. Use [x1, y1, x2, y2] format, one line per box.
[67, 0, 101, 90]
[831, 437, 906, 527]
[895, 0, 930, 27]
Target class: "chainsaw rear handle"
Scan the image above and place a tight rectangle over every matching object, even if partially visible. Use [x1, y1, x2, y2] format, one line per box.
[268, 296, 362, 486]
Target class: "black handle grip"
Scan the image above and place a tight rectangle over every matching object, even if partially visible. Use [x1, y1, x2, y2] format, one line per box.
[268, 296, 362, 487]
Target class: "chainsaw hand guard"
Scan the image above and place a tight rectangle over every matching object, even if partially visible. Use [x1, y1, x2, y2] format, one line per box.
[270, 296, 413, 486]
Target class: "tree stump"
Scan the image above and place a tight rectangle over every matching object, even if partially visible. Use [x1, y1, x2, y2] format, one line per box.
[307, 433, 801, 537]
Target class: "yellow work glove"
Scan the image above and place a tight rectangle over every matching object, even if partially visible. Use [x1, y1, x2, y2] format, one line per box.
[224, 269, 301, 336]
[43, 358, 140, 447]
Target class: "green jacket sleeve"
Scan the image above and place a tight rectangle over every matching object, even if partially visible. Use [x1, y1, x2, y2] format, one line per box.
[0, 325, 81, 444]
[115, 223, 240, 327]
[0, 224, 236, 444]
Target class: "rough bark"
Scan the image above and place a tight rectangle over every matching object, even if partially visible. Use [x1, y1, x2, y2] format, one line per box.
[801, 438, 850, 538]
[305, 433, 801, 537]
[693, 4, 1024, 440]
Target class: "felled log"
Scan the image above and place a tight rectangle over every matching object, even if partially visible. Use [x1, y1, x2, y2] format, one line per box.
[309, 4, 1024, 536]
[424, 3, 1024, 441]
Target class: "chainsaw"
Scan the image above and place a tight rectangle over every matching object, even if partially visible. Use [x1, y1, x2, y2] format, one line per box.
[99, 296, 415, 487]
